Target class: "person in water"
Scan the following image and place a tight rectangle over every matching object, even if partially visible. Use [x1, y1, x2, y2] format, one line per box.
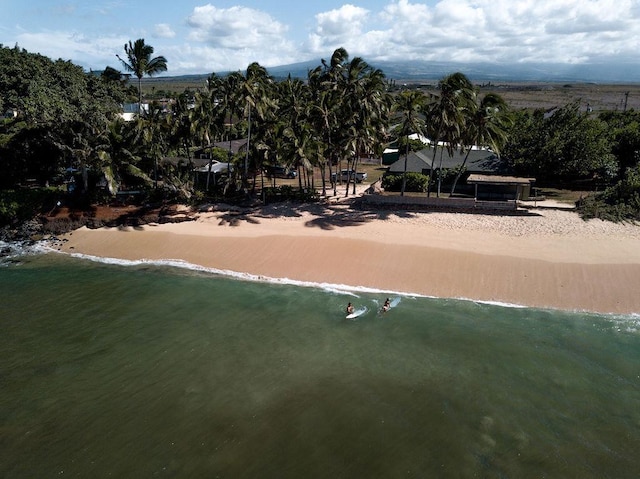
[382, 298, 391, 312]
[346, 302, 354, 314]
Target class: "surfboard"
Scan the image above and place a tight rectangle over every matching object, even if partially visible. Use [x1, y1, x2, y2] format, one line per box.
[381, 296, 401, 313]
[346, 306, 367, 319]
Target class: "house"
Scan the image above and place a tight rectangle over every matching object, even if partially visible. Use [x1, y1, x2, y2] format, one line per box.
[386, 146, 535, 199]
[119, 103, 150, 121]
[387, 146, 502, 176]
[382, 147, 399, 165]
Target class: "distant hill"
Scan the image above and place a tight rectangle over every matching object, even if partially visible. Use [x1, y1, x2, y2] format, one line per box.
[144, 59, 640, 85]
[269, 59, 640, 84]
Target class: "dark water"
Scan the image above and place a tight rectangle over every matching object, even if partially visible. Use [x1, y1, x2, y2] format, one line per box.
[1, 247, 639, 478]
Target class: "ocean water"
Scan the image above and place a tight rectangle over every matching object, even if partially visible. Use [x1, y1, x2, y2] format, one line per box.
[1, 244, 639, 478]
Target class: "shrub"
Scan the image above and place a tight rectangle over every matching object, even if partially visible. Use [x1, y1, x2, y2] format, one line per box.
[381, 173, 430, 192]
[578, 165, 640, 222]
[0, 188, 59, 226]
[263, 185, 319, 203]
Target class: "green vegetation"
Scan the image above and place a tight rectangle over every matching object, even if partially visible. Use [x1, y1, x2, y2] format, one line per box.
[0, 188, 59, 225]
[503, 102, 616, 183]
[501, 104, 640, 221]
[382, 173, 429, 193]
[2, 42, 640, 226]
[578, 165, 640, 222]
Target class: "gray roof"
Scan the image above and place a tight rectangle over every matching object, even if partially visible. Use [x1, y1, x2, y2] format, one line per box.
[467, 174, 535, 185]
[388, 146, 502, 174]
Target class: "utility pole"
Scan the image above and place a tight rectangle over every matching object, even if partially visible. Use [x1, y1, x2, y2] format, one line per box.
[624, 91, 629, 112]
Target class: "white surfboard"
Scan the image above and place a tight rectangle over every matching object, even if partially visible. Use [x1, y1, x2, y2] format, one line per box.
[381, 296, 401, 312]
[346, 306, 367, 319]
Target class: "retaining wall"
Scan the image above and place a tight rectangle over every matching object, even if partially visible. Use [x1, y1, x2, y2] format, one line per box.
[361, 194, 517, 211]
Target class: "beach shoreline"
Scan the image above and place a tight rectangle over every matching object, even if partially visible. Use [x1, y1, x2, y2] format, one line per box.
[55, 201, 640, 315]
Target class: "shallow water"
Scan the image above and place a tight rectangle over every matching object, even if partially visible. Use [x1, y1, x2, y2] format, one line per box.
[1, 248, 639, 477]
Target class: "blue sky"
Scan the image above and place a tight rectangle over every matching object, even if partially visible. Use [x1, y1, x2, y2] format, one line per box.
[2, 0, 639, 76]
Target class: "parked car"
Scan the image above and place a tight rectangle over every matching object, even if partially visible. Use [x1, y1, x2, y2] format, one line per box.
[331, 169, 368, 183]
[265, 165, 297, 179]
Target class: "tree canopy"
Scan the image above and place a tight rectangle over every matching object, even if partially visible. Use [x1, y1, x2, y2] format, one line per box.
[3, 44, 640, 222]
[0, 44, 128, 189]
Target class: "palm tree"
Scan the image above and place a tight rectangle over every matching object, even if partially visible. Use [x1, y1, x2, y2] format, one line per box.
[134, 102, 169, 189]
[450, 93, 511, 196]
[191, 73, 227, 191]
[117, 39, 167, 115]
[309, 87, 337, 197]
[168, 92, 195, 164]
[219, 71, 245, 191]
[278, 76, 315, 191]
[426, 72, 476, 197]
[393, 90, 428, 196]
[329, 51, 389, 197]
[309, 48, 350, 196]
[343, 58, 390, 196]
[240, 62, 275, 187]
[95, 118, 150, 194]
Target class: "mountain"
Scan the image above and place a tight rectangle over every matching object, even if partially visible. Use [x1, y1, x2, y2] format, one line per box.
[267, 59, 640, 83]
[147, 59, 640, 85]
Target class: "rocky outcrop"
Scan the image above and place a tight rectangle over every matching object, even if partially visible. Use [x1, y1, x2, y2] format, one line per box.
[0, 205, 197, 244]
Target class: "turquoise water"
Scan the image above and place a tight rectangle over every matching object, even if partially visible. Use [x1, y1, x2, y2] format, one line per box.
[1, 246, 640, 478]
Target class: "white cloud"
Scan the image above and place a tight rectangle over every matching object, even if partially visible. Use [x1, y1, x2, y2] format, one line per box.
[182, 4, 299, 70]
[308, 5, 374, 54]
[187, 5, 289, 49]
[315, 5, 369, 39]
[4, 0, 640, 75]
[14, 30, 127, 70]
[304, 0, 640, 67]
[154, 23, 175, 39]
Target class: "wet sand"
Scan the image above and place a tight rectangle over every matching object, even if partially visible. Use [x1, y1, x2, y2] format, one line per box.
[57, 202, 640, 315]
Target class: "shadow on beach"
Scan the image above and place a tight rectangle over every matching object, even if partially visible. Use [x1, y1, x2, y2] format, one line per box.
[209, 194, 544, 231]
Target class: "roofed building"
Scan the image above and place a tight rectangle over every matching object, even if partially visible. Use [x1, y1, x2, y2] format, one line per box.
[387, 146, 503, 176]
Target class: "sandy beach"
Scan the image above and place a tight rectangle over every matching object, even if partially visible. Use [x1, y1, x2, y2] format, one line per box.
[56, 200, 640, 315]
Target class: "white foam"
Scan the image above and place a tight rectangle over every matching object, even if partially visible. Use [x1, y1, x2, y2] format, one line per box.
[56, 249, 422, 299]
[0, 240, 51, 262]
[39, 247, 640, 321]
[607, 313, 640, 333]
[470, 299, 528, 309]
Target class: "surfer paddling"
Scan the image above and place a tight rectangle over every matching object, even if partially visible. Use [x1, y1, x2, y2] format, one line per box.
[382, 298, 391, 313]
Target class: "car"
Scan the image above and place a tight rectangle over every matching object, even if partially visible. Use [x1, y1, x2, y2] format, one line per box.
[265, 165, 297, 179]
[330, 169, 367, 183]
[194, 160, 232, 174]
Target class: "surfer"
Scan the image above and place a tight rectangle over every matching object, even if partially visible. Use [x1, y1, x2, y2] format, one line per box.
[382, 298, 391, 313]
[346, 302, 354, 314]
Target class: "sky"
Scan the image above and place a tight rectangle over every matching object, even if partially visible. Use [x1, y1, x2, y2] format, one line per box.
[2, 0, 640, 76]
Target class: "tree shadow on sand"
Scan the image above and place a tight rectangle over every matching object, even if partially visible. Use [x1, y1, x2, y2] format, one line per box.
[210, 195, 542, 230]
[217, 211, 262, 227]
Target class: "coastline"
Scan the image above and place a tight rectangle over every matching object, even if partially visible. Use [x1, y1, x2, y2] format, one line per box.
[55, 202, 640, 315]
